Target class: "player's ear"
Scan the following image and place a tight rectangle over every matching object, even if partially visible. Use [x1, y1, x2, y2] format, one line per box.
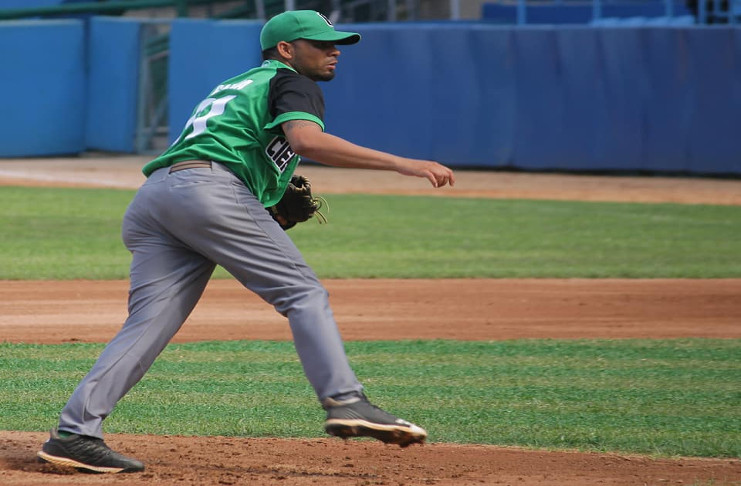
[276, 41, 294, 60]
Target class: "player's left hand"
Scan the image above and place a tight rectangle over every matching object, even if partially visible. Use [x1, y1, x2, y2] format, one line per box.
[267, 175, 326, 230]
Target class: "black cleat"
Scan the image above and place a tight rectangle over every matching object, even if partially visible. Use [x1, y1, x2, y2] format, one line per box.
[37, 428, 144, 474]
[323, 394, 427, 447]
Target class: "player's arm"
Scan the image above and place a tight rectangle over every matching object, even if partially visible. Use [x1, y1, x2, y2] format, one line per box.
[282, 119, 455, 188]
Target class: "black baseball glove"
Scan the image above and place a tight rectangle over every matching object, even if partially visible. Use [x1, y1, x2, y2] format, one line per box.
[267, 175, 327, 230]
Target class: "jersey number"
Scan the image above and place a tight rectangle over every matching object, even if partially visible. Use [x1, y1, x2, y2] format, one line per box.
[172, 95, 237, 144]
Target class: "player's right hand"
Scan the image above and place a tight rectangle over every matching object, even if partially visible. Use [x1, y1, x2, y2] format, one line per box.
[398, 159, 456, 188]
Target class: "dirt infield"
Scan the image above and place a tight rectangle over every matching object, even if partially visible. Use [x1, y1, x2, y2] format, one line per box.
[1, 155, 741, 204]
[2, 279, 741, 344]
[1, 157, 739, 485]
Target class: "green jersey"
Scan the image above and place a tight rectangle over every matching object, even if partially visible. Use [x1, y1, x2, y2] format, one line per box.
[143, 60, 326, 206]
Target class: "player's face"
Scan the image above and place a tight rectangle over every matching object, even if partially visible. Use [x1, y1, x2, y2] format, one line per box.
[289, 39, 340, 81]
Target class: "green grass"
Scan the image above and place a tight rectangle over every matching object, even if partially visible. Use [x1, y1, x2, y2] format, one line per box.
[0, 186, 739, 279]
[0, 186, 132, 279]
[294, 195, 741, 278]
[1, 339, 739, 458]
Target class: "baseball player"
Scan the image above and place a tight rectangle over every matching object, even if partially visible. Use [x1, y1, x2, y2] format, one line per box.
[38, 10, 454, 474]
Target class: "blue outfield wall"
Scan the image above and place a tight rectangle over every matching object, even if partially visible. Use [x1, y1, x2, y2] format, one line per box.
[0, 18, 739, 174]
[328, 24, 741, 174]
[86, 17, 140, 153]
[0, 17, 139, 157]
[167, 22, 741, 174]
[0, 20, 86, 157]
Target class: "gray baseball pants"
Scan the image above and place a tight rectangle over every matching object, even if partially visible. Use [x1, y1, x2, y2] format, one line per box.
[58, 162, 363, 439]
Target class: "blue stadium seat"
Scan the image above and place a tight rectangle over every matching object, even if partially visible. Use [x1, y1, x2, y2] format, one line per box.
[0, 0, 65, 8]
[590, 14, 696, 25]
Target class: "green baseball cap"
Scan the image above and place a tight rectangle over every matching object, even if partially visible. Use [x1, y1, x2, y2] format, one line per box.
[260, 10, 361, 50]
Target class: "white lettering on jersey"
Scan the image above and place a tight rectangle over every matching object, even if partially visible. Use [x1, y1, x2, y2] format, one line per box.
[265, 136, 295, 172]
[182, 95, 236, 141]
[210, 79, 254, 96]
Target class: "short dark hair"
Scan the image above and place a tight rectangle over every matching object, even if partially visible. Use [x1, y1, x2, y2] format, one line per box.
[261, 47, 279, 61]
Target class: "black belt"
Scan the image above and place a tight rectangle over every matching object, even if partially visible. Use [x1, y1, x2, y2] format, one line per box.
[168, 160, 212, 173]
